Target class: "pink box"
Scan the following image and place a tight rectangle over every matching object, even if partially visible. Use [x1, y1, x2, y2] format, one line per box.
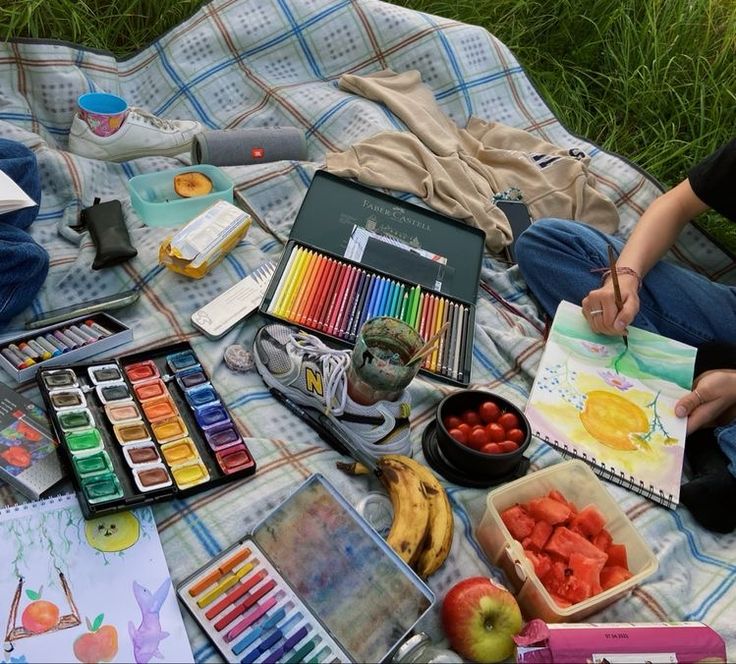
[515, 619, 727, 663]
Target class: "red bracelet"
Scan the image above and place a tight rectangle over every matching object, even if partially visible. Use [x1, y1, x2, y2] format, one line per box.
[592, 266, 643, 290]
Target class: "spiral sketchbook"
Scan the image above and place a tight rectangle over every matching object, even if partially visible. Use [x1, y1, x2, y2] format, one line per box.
[0, 493, 193, 663]
[525, 301, 697, 509]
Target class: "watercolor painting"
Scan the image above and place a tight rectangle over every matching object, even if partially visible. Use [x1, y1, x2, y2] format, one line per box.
[0, 406, 56, 478]
[0, 494, 192, 663]
[525, 301, 697, 503]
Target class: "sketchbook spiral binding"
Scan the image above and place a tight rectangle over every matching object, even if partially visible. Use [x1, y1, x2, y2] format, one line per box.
[536, 432, 677, 510]
[0, 492, 76, 520]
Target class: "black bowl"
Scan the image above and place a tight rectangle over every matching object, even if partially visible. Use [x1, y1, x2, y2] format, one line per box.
[436, 389, 531, 480]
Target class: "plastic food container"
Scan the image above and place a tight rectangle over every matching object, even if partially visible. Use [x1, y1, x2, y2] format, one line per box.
[475, 460, 658, 623]
[127, 164, 233, 227]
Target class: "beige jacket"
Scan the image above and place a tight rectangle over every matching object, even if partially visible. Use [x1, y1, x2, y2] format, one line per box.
[325, 69, 619, 252]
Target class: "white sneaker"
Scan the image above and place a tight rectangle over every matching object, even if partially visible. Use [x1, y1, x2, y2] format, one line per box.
[68, 107, 202, 162]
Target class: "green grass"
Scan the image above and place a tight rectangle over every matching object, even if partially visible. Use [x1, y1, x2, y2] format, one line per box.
[3, 0, 735, 252]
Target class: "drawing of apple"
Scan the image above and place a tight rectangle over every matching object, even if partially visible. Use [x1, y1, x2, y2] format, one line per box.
[73, 614, 119, 663]
[441, 577, 522, 663]
[21, 587, 59, 634]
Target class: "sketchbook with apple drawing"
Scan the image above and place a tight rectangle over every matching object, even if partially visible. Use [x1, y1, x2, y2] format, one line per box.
[524, 301, 697, 509]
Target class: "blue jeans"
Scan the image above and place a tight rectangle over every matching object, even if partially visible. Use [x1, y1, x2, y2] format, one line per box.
[0, 139, 48, 327]
[515, 218, 736, 347]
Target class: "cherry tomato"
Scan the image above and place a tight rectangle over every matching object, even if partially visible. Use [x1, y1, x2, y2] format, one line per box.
[479, 400, 501, 423]
[457, 423, 472, 436]
[462, 410, 481, 427]
[498, 440, 519, 453]
[506, 428, 525, 444]
[498, 412, 520, 431]
[480, 442, 502, 455]
[444, 415, 462, 431]
[449, 428, 467, 444]
[486, 423, 505, 443]
[468, 428, 488, 450]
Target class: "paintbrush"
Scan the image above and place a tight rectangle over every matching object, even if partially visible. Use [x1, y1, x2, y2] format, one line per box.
[407, 321, 450, 365]
[607, 244, 628, 349]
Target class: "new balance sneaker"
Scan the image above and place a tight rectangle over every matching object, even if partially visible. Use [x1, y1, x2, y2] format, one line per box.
[68, 107, 202, 162]
[253, 323, 412, 460]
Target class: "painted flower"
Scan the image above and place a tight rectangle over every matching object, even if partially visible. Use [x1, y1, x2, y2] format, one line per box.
[581, 341, 610, 356]
[599, 370, 634, 391]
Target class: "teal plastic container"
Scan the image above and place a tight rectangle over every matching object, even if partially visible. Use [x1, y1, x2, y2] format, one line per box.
[127, 164, 234, 227]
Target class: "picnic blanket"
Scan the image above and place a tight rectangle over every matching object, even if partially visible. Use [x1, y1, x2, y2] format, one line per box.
[2, 0, 735, 661]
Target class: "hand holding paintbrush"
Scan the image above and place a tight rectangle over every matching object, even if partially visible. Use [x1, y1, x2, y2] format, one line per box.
[607, 244, 629, 348]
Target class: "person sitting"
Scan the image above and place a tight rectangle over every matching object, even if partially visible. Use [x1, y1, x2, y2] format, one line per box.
[0, 139, 49, 329]
[514, 138, 736, 532]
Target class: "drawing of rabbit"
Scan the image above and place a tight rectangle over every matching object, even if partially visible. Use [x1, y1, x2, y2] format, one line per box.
[128, 579, 171, 663]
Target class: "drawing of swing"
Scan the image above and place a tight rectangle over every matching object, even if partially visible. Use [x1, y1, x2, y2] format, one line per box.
[4, 571, 81, 648]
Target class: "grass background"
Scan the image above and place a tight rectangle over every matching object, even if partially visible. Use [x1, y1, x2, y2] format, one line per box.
[2, 0, 734, 251]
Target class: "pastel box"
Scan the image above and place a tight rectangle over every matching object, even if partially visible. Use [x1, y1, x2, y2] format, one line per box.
[0, 313, 132, 384]
[128, 164, 234, 228]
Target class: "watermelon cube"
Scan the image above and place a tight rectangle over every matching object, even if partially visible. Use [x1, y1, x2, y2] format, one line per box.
[540, 560, 569, 596]
[548, 489, 577, 515]
[570, 505, 607, 538]
[501, 504, 535, 541]
[526, 520, 554, 550]
[606, 543, 629, 570]
[526, 496, 572, 525]
[558, 574, 592, 604]
[600, 565, 634, 590]
[524, 549, 552, 579]
[568, 552, 605, 595]
[544, 526, 608, 564]
[592, 528, 613, 552]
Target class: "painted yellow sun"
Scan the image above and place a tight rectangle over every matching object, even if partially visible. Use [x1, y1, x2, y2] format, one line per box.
[84, 512, 140, 552]
[579, 390, 649, 451]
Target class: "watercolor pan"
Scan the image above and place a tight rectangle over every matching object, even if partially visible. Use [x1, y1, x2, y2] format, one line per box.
[258, 171, 483, 387]
[96, 382, 132, 404]
[177, 475, 434, 664]
[88, 364, 123, 385]
[123, 442, 162, 467]
[37, 340, 256, 518]
[133, 379, 167, 402]
[49, 388, 86, 410]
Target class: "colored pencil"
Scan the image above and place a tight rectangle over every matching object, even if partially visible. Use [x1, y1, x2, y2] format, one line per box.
[297, 254, 326, 325]
[457, 305, 470, 381]
[349, 272, 372, 340]
[329, 265, 356, 335]
[293, 251, 322, 324]
[317, 260, 346, 331]
[393, 283, 406, 318]
[320, 260, 348, 332]
[307, 258, 336, 326]
[429, 297, 444, 371]
[356, 274, 378, 332]
[374, 277, 389, 318]
[278, 248, 309, 318]
[436, 298, 449, 374]
[367, 276, 384, 321]
[410, 286, 422, 329]
[421, 296, 437, 365]
[276, 246, 306, 317]
[446, 303, 458, 378]
[287, 250, 317, 320]
[418, 293, 431, 343]
[399, 290, 410, 322]
[334, 267, 358, 336]
[268, 247, 298, 314]
[338, 269, 363, 338]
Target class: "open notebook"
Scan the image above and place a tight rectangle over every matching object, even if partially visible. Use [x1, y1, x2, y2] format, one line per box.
[0, 493, 192, 663]
[525, 301, 697, 509]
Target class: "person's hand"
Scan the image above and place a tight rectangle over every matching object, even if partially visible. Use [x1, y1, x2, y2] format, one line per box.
[581, 273, 640, 336]
[676, 369, 736, 434]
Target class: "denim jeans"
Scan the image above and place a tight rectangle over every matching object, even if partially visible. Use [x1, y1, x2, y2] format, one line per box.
[0, 139, 49, 327]
[516, 218, 736, 476]
[515, 218, 736, 347]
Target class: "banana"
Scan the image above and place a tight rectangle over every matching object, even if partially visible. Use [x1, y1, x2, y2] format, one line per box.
[385, 455, 454, 579]
[375, 456, 430, 567]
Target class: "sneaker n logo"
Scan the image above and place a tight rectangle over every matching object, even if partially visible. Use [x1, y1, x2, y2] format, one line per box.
[305, 367, 324, 397]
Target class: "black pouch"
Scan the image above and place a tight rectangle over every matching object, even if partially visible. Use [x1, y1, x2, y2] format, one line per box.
[81, 198, 137, 270]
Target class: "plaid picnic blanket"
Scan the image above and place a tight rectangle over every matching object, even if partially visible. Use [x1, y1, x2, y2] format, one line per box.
[2, 0, 735, 661]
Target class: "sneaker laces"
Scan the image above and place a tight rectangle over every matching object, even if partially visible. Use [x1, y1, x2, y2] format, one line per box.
[287, 331, 351, 415]
[128, 107, 178, 130]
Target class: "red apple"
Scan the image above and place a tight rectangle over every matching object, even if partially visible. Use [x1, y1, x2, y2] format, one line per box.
[441, 576, 522, 663]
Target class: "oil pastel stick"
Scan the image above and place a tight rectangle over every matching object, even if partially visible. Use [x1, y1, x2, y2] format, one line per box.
[288, 250, 318, 321]
[16, 342, 39, 361]
[268, 246, 298, 314]
[224, 592, 279, 643]
[63, 327, 88, 347]
[2, 347, 28, 369]
[196, 561, 257, 609]
[54, 330, 78, 350]
[70, 324, 96, 344]
[45, 333, 68, 353]
[80, 323, 103, 340]
[35, 336, 62, 357]
[284, 636, 319, 664]
[84, 319, 112, 337]
[27, 339, 52, 360]
[190, 547, 252, 597]
[239, 610, 302, 661]
[203, 568, 267, 620]
[297, 254, 326, 325]
[261, 623, 310, 664]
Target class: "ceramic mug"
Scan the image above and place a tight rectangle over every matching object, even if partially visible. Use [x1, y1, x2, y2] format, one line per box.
[77, 92, 128, 137]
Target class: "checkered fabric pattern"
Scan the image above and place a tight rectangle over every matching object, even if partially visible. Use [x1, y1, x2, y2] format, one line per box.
[1, 0, 734, 660]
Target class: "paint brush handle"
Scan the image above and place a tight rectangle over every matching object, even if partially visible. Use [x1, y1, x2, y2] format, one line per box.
[408, 321, 449, 365]
[607, 244, 628, 347]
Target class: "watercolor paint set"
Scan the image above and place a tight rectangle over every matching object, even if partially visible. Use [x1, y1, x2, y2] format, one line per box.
[177, 474, 434, 663]
[0, 313, 132, 383]
[259, 171, 485, 386]
[36, 341, 256, 518]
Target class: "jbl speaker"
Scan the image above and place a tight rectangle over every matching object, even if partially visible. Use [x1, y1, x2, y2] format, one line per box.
[191, 127, 308, 166]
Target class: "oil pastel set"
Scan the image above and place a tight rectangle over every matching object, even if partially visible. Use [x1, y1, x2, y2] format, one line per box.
[259, 170, 485, 386]
[177, 474, 434, 664]
[36, 342, 256, 517]
[0, 313, 132, 383]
